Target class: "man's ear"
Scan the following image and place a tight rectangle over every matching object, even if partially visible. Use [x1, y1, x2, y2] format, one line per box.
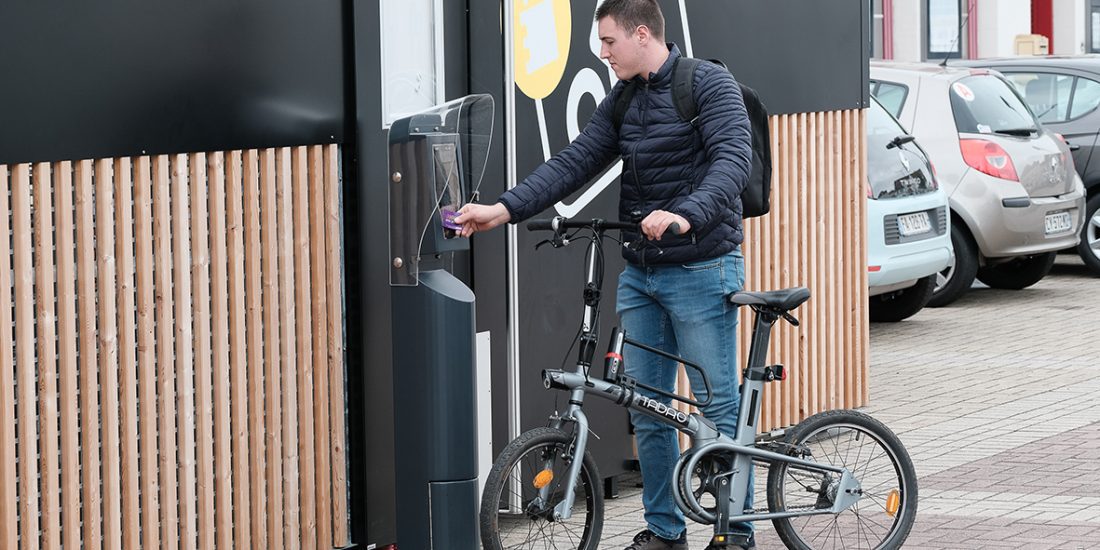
[635, 24, 650, 44]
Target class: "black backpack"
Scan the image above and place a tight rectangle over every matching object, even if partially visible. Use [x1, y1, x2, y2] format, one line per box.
[612, 57, 772, 218]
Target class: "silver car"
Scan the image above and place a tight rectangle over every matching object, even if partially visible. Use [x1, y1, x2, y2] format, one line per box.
[871, 62, 1086, 306]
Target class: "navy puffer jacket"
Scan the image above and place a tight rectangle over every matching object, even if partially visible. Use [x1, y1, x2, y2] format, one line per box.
[499, 44, 753, 265]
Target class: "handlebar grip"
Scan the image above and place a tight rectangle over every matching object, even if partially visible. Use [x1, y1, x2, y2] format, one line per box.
[526, 219, 554, 231]
[667, 222, 681, 236]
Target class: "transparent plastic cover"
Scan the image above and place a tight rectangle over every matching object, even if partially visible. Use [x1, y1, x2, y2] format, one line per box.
[388, 94, 494, 286]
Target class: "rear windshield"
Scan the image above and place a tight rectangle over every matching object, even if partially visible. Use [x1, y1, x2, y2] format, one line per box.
[949, 74, 1039, 135]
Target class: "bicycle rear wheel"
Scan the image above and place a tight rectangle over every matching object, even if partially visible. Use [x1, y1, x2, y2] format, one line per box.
[480, 426, 603, 550]
[766, 410, 917, 550]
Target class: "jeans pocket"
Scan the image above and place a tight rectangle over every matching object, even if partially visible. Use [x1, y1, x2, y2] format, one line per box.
[681, 258, 722, 271]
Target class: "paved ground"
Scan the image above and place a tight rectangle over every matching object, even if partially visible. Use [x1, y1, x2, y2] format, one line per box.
[603, 255, 1100, 549]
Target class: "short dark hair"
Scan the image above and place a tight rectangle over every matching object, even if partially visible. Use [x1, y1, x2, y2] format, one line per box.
[595, 0, 665, 41]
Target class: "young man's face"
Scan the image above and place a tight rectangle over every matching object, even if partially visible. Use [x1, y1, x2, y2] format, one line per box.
[598, 16, 645, 80]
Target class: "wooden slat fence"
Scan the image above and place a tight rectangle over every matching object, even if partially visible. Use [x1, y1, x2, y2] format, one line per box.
[0, 145, 350, 549]
[677, 109, 869, 445]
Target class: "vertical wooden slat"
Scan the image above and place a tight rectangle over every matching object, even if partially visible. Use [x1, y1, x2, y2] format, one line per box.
[227, 150, 251, 549]
[0, 165, 17, 550]
[96, 159, 123, 550]
[173, 154, 198, 550]
[260, 148, 284, 550]
[13, 164, 40, 550]
[209, 152, 233, 550]
[33, 163, 61, 550]
[308, 145, 334, 549]
[191, 153, 216, 550]
[276, 148, 301, 549]
[53, 161, 80, 550]
[859, 109, 871, 405]
[293, 146, 318, 550]
[325, 144, 350, 546]
[830, 111, 841, 410]
[844, 109, 853, 411]
[797, 113, 810, 420]
[113, 157, 141, 550]
[133, 156, 161, 550]
[76, 160, 103, 550]
[243, 149, 268, 549]
[809, 113, 822, 416]
[153, 154, 180, 548]
[783, 114, 794, 424]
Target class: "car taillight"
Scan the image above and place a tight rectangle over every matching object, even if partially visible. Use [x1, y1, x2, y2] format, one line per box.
[959, 139, 1019, 182]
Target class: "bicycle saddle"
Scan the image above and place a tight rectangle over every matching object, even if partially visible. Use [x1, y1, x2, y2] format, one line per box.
[727, 287, 811, 312]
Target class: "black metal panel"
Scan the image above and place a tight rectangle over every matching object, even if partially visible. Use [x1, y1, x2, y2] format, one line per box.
[683, 0, 871, 114]
[347, 0, 396, 546]
[493, 0, 872, 484]
[350, 0, 477, 547]
[466, 0, 513, 466]
[0, 2, 345, 165]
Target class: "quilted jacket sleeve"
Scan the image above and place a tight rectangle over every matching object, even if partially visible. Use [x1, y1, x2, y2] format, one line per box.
[497, 84, 624, 223]
[668, 65, 753, 233]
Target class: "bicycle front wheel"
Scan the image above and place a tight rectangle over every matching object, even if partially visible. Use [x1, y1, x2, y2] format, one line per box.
[766, 410, 917, 550]
[479, 427, 603, 550]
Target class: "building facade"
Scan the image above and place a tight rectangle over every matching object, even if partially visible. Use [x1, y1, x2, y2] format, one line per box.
[874, 0, 1100, 61]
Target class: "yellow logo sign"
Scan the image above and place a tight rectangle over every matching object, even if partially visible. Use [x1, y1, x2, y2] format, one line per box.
[514, 0, 572, 100]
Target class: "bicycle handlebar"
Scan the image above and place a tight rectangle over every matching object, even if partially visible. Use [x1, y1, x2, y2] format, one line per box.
[526, 217, 681, 236]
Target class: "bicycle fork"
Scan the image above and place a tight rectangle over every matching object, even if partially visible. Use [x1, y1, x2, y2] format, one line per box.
[541, 394, 589, 521]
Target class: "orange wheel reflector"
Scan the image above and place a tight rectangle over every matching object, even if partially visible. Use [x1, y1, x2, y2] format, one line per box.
[533, 469, 554, 489]
[885, 489, 901, 517]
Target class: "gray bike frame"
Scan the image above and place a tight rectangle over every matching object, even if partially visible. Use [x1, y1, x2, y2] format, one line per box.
[529, 233, 861, 525]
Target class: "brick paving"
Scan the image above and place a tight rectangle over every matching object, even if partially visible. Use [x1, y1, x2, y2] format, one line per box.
[603, 255, 1100, 549]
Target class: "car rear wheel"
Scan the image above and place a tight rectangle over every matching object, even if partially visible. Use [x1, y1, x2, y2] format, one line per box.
[869, 275, 935, 322]
[1076, 193, 1100, 276]
[929, 223, 978, 307]
[975, 252, 1056, 290]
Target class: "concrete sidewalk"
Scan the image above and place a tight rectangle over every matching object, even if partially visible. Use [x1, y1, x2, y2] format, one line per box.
[603, 255, 1100, 549]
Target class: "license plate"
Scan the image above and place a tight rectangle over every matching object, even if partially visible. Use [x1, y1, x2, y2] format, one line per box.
[1044, 211, 1073, 235]
[897, 211, 932, 237]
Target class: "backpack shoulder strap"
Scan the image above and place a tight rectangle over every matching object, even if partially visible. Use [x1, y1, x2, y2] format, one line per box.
[672, 57, 704, 125]
[612, 81, 637, 132]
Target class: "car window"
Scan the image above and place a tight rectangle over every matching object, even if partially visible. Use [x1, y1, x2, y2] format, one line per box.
[1003, 72, 1073, 122]
[949, 74, 1038, 135]
[870, 81, 908, 118]
[867, 96, 906, 138]
[1071, 77, 1100, 119]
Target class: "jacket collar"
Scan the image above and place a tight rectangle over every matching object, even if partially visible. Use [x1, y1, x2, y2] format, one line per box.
[632, 43, 681, 85]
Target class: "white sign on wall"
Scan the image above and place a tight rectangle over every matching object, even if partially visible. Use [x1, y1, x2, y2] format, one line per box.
[380, 0, 446, 127]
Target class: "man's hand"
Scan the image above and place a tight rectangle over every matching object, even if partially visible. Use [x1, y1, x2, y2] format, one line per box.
[640, 210, 690, 241]
[454, 202, 511, 237]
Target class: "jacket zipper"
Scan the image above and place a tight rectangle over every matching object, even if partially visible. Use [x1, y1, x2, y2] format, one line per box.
[635, 81, 650, 265]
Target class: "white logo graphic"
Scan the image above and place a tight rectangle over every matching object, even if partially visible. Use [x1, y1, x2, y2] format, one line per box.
[520, 1, 559, 74]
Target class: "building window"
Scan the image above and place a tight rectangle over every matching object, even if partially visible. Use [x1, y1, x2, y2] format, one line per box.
[927, 0, 964, 59]
[872, 0, 885, 59]
[1090, 0, 1100, 53]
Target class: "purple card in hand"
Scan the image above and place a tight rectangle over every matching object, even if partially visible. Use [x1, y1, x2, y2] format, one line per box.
[440, 206, 461, 230]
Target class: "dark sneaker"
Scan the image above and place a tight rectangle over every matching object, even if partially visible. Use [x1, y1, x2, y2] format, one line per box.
[624, 529, 689, 550]
[704, 532, 755, 550]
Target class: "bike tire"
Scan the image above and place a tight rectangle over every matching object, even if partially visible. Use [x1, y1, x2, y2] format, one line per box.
[479, 427, 603, 550]
[766, 410, 917, 550]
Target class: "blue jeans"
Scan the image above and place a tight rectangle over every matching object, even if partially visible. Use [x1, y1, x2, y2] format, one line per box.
[616, 249, 752, 539]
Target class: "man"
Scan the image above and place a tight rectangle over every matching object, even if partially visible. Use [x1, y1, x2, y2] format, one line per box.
[456, 0, 754, 548]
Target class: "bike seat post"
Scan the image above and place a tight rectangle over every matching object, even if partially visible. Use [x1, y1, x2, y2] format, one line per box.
[735, 308, 778, 443]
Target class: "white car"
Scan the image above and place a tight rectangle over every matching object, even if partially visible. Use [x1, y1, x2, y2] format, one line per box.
[866, 96, 953, 322]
